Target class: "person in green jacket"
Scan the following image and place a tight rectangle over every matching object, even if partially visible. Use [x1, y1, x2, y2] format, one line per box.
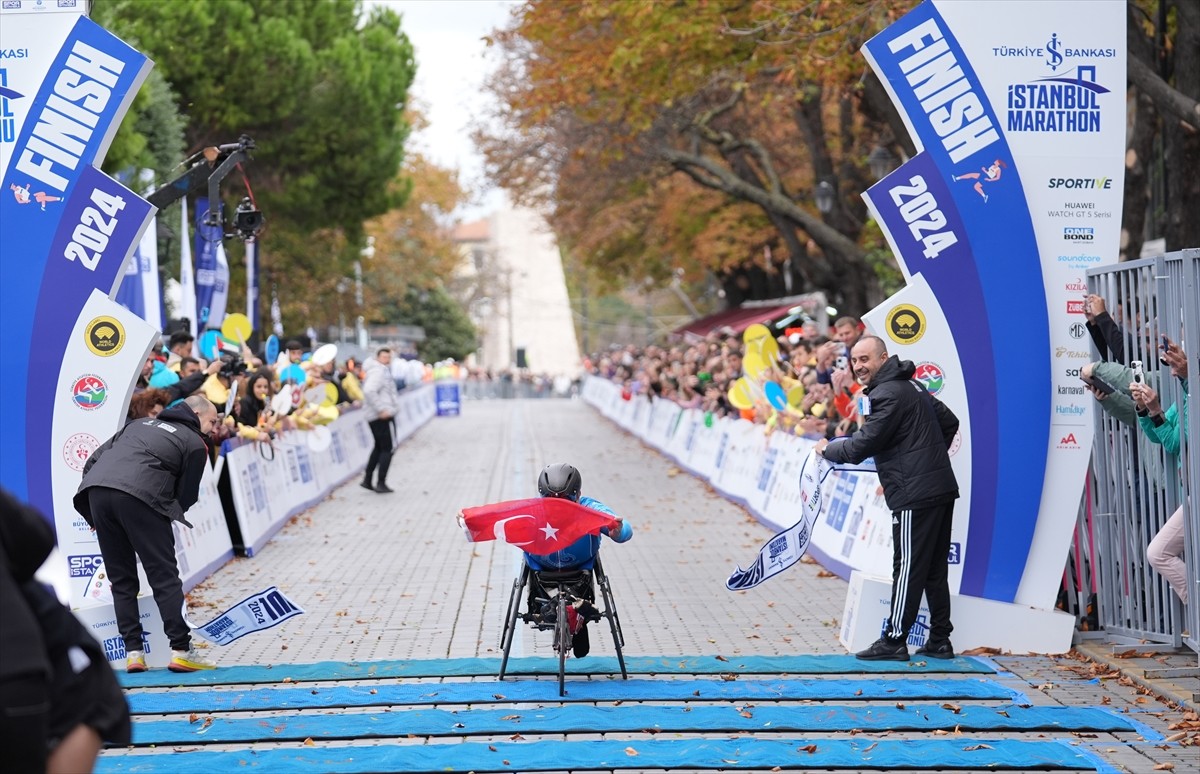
[1129, 340, 1191, 604]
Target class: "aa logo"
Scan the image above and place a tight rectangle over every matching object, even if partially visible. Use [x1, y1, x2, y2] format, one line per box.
[886, 304, 926, 345]
[85, 316, 125, 357]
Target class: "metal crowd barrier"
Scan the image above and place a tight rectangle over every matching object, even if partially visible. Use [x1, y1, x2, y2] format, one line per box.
[1086, 249, 1198, 671]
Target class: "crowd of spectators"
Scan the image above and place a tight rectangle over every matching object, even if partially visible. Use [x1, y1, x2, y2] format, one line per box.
[134, 329, 434, 449]
[585, 316, 870, 440]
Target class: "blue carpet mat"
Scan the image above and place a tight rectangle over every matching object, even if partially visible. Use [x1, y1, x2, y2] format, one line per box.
[94, 737, 1111, 772]
[126, 676, 1018, 714]
[128, 702, 1148, 746]
[118, 653, 992, 688]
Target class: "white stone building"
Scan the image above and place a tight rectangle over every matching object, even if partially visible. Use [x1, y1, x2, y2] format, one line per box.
[452, 206, 581, 376]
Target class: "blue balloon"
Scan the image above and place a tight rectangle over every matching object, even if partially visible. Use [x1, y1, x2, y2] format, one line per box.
[764, 381, 788, 411]
[281, 364, 306, 385]
[198, 330, 222, 360]
[265, 334, 280, 366]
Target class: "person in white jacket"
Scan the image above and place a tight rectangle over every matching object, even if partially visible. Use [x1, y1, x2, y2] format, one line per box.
[361, 348, 402, 493]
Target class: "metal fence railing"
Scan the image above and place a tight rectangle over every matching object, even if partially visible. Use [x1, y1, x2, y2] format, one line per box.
[1086, 249, 1197, 669]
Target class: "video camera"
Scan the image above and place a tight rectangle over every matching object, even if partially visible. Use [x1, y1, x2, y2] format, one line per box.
[233, 197, 264, 241]
[219, 352, 249, 379]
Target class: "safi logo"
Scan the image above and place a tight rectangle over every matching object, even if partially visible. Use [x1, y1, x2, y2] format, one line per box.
[71, 374, 108, 410]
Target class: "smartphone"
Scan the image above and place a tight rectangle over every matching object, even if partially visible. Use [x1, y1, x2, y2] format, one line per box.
[835, 355, 849, 371]
[1161, 335, 1170, 351]
[1130, 360, 1145, 385]
[1081, 373, 1118, 397]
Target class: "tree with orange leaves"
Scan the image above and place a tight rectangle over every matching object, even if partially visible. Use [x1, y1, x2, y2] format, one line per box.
[477, 0, 913, 315]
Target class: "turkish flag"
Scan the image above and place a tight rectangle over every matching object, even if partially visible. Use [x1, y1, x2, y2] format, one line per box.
[458, 497, 619, 555]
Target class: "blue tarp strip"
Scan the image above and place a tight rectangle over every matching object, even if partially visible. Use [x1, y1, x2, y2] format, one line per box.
[126, 677, 1015, 715]
[94, 737, 1104, 772]
[128, 702, 1141, 746]
[117, 653, 992, 688]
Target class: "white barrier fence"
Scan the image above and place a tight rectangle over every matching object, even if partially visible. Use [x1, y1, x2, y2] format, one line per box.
[582, 376, 1075, 653]
[224, 384, 436, 556]
[67, 384, 436, 668]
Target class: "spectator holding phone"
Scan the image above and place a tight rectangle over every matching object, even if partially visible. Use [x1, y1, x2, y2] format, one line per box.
[1130, 339, 1190, 604]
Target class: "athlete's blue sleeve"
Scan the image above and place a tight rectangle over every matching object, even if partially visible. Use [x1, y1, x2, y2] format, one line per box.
[579, 496, 632, 543]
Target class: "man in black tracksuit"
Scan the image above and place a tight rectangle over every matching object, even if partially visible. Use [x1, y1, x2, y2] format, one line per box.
[74, 395, 221, 673]
[815, 335, 960, 661]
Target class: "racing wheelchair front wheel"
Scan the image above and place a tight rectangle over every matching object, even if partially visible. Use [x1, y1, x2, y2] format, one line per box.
[498, 567, 529, 681]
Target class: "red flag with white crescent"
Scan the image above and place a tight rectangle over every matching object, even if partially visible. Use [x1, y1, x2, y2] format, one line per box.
[457, 497, 619, 555]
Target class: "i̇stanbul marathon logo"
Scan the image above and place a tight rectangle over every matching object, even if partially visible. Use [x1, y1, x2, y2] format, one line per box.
[999, 32, 1116, 133]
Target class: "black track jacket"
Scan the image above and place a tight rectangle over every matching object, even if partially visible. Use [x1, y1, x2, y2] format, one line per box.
[74, 403, 210, 528]
[822, 356, 960, 512]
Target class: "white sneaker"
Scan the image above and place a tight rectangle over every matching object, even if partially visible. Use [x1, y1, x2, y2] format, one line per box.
[168, 647, 216, 672]
[126, 650, 147, 673]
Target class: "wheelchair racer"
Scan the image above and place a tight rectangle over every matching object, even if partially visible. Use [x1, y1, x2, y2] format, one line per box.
[525, 463, 632, 656]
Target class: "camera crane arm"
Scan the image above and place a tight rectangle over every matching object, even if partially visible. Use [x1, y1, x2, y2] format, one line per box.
[146, 135, 256, 228]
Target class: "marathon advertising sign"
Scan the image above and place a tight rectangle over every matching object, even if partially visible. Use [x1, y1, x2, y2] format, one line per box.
[0, 14, 154, 528]
[861, 1, 1123, 609]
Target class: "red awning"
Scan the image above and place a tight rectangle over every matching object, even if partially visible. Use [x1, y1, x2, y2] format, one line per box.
[673, 302, 799, 339]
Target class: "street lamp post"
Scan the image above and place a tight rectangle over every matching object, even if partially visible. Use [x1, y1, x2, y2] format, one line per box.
[814, 180, 835, 214]
[868, 145, 896, 181]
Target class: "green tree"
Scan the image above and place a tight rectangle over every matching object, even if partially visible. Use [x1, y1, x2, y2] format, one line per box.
[95, 0, 417, 331]
[381, 287, 477, 363]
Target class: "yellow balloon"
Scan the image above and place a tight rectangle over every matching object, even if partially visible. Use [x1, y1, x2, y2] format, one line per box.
[727, 378, 755, 410]
[755, 335, 781, 366]
[221, 313, 252, 344]
[322, 382, 339, 407]
[743, 323, 771, 344]
[742, 350, 768, 379]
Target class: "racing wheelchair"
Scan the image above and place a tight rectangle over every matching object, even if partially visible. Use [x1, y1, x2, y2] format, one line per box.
[498, 555, 627, 696]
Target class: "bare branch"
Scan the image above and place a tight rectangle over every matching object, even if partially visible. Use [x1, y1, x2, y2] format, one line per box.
[1128, 55, 1199, 131]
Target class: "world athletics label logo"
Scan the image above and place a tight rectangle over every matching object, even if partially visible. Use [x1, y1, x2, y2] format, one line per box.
[913, 361, 946, 396]
[71, 374, 107, 411]
[885, 304, 926, 345]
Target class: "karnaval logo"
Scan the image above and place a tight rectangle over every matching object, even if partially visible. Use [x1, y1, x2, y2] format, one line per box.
[885, 304, 926, 345]
[1005, 33, 1114, 134]
[71, 374, 108, 410]
[85, 316, 125, 357]
[1069, 322, 1087, 339]
[63, 433, 99, 472]
[913, 361, 945, 396]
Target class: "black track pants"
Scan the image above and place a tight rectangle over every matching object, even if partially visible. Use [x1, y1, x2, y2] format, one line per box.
[886, 500, 955, 644]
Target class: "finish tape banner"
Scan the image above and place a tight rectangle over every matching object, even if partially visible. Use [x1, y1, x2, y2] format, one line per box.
[860, 0, 1124, 608]
[0, 10, 163, 612]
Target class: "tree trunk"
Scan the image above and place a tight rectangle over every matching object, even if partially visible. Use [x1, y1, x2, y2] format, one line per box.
[1164, 0, 1200, 251]
[1120, 90, 1156, 261]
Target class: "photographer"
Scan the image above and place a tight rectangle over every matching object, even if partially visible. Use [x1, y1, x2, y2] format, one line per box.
[201, 353, 249, 406]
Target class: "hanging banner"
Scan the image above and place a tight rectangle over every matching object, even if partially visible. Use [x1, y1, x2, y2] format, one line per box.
[178, 197, 198, 341]
[114, 211, 162, 330]
[193, 196, 227, 332]
[860, 0, 1124, 610]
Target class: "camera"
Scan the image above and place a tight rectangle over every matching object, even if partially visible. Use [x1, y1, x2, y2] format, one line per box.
[1130, 360, 1145, 385]
[219, 352, 248, 379]
[233, 197, 264, 241]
